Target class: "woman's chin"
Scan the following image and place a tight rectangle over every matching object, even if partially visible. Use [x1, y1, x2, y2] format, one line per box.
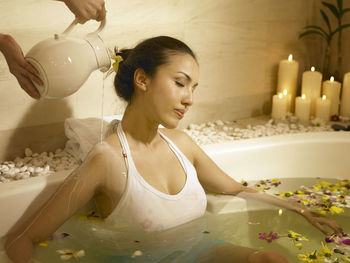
[160, 119, 179, 129]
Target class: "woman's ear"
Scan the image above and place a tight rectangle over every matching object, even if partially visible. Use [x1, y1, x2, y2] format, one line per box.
[133, 68, 148, 92]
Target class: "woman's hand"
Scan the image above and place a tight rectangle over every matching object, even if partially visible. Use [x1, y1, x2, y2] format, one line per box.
[0, 34, 42, 99]
[301, 209, 343, 235]
[62, 0, 106, 24]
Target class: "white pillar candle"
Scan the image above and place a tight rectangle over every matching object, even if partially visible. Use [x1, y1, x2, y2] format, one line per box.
[271, 93, 287, 119]
[340, 72, 350, 117]
[322, 76, 341, 116]
[316, 95, 331, 121]
[277, 54, 299, 112]
[282, 89, 292, 112]
[295, 94, 311, 122]
[301, 66, 322, 116]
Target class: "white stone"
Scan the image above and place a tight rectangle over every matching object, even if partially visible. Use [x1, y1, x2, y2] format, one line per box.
[34, 167, 43, 173]
[215, 120, 224, 126]
[24, 148, 33, 157]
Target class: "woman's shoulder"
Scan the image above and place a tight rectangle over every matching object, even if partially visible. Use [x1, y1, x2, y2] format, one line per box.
[159, 128, 192, 143]
[159, 128, 196, 162]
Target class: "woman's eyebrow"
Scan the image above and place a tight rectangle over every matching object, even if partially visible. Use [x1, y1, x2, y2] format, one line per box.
[177, 71, 198, 87]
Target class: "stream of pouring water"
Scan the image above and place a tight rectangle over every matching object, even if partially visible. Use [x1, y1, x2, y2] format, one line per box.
[100, 73, 106, 143]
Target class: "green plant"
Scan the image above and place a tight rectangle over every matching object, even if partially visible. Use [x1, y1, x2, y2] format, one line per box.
[299, 0, 350, 80]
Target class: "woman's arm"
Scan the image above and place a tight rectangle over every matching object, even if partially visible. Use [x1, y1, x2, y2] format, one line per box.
[182, 132, 343, 235]
[5, 146, 108, 263]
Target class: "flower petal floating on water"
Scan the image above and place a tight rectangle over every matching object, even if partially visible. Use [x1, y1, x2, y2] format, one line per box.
[131, 250, 143, 258]
[258, 232, 279, 243]
[320, 242, 333, 258]
[288, 230, 309, 242]
[342, 239, 350, 246]
[39, 241, 49, 247]
[329, 206, 344, 214]
[56, 249, 85, 260]
[298, 250, 324, 263]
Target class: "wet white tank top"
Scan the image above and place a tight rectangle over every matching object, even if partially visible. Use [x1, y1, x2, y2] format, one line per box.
[105, 122, 207, 232]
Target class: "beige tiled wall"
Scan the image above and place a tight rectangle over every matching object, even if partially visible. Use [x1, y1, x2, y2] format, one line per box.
[312, 0, 350, 80]
[0, 0, 316, 160]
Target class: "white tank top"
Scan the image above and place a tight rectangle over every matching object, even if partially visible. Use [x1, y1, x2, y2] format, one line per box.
[105, 122, 207, 232]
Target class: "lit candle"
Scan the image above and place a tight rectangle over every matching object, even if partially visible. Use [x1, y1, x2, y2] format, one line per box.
[301, 66, 322, 116]
[271, 93, 287, 119]
[340, 72, 350, 117]
[322, 76, 341, 116]
[277, 54, 299, 111]
[283, 89, 292, 112]
[295, 94, 311, 122]
[315, 95, 331, 121]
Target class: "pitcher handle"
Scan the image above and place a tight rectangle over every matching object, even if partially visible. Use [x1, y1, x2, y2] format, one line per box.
[62, 18, 106, 35]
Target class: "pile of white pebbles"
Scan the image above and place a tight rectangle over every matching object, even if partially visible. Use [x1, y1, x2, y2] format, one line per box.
[0, 117, 338, 183]
[183, 118, 334, 146]
[0, 148, 78, 183]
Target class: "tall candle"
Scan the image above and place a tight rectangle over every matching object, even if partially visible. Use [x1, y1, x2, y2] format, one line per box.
[340, 72, 350, 117]
[315, 95, 331, 121]
[322, 76, 341, 116]
[271, 93, 287, 119]
[295, 94, 311, 122]
[277, 54, 299, 112]
[301, 66, 322, 116]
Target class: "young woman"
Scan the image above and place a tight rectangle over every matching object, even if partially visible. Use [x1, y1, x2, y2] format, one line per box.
[5, 36, 342, 263]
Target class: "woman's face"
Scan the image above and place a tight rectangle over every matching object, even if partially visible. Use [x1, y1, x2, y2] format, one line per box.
[145, 53, 199, 128]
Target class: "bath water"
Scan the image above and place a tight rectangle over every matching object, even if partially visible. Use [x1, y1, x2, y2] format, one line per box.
[1, 178, 349, 262]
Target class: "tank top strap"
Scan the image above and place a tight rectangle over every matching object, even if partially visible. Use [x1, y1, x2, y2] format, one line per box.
[157, 130, 189, 174]
[116, 121, 131, 172]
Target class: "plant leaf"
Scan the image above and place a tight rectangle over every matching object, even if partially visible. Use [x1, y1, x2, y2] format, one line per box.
[299, 30, 328, 41]
[320, 9, 332, 33]
[322, 1, 340, 19]
[303, 25, 329, 38]
[342, 8, 350, 16]
[330, 23, 350, 38]
[337, 0, 342, 12]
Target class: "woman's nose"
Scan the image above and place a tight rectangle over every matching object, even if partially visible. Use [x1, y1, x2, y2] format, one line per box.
[182, 87, 193, 106]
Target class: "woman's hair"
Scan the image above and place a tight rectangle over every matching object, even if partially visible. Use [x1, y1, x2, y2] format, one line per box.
[114, 36, 197, 102]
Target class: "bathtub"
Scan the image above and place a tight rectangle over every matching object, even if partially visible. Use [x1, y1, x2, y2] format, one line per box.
[1, 131, 349, 239]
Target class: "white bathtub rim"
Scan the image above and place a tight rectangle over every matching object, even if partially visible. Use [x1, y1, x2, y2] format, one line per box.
[201, 131, 350, 154]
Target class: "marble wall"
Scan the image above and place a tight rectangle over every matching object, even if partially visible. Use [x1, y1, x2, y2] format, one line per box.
[0, 0, 316, 160]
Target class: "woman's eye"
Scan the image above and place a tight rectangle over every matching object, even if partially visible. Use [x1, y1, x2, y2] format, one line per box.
[175, 81, 185, 87]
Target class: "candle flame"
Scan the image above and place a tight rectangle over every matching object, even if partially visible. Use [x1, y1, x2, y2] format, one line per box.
[322, 95, 326, 100]
[283, 89, 287, 95]
[278, 209, 283, 216]
[278, 93, 283, 99]
[288, 54, 293, 61]
[311, 66, 315, 71]
[330, 76, 334, 82]
[301, 94, 306, 99]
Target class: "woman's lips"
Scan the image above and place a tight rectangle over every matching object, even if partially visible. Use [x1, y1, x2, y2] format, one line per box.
[174, 109, 185, 118]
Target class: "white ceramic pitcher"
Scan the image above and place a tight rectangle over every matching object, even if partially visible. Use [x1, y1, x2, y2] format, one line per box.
[25, 19, 111, 99]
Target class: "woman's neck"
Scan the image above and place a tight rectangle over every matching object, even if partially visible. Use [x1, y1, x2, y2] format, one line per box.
[121, 104, 160, 148]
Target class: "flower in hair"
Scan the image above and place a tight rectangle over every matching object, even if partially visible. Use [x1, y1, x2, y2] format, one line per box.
[112, 55, 123, 73]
